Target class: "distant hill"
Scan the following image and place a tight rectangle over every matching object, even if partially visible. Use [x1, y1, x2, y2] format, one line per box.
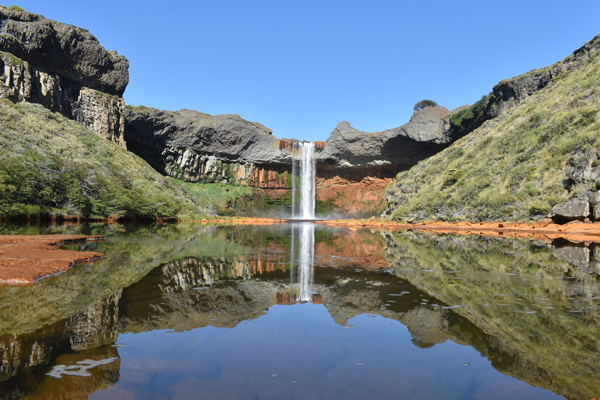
[383, 34, 600, 222]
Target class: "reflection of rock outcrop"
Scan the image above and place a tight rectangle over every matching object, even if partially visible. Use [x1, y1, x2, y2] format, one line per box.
[0, 224, 228, 337]
[67, 290, 121, 351]
[118, 258, 287, 332]
[383, 230, 600, 400]
[0, 292, 121, 399]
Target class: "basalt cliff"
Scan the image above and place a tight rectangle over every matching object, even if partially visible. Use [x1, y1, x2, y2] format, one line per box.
[0, 6, 128, 146]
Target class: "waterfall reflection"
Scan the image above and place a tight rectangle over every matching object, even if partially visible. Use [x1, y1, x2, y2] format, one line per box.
[289, 222, 315, 301]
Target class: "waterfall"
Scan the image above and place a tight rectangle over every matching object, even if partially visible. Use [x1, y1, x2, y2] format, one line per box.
[291, 142, 316, 219]
[289, 222, 315, 302]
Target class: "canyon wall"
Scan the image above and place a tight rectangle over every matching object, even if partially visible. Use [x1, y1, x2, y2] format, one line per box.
[0, 6, 129, 146]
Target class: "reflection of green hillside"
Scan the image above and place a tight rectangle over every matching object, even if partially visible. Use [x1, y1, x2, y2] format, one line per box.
[0, 223, 251, 336]
[383, 231, 600, 400]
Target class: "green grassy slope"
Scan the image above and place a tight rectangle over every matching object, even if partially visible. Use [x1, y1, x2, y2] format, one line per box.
[0, 100, 252, 219]
[385, 41, 600, 222]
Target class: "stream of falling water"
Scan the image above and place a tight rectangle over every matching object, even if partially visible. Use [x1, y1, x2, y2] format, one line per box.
[289, 222, 315, 302]
[292, 142, 316, 219]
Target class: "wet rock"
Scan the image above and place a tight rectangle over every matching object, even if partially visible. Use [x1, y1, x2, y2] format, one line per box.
[551, 199, 589, 220]
[551, 245, 590, 269]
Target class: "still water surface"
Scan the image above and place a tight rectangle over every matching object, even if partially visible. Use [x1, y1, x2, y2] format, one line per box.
[0, 222, 598, 399]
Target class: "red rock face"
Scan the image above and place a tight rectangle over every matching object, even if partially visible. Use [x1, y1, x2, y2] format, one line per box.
[279, 139, 295, 151]
[250, 165, 290, 188]
[314, 141, 326, 150]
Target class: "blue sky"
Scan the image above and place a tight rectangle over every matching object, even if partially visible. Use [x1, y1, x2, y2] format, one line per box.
[13, 0, 600, 142]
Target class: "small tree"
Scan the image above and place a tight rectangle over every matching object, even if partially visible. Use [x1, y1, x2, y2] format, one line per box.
[413, 100, 438, 111]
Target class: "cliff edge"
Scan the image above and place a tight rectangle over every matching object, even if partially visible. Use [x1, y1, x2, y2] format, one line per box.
[0, 6, 129, 145]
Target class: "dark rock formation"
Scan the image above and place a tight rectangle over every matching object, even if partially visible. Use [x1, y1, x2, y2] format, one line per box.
[124, 106, 290, 184]
[317, 106, 451, 169]
[0, 6, 129, 146]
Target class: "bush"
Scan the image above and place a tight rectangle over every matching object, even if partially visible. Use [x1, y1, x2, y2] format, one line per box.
[529, 202, 551, 216]
[413, 100, 438, 111]
[449, 94, 492, 127]
[7, 5, 24, 11]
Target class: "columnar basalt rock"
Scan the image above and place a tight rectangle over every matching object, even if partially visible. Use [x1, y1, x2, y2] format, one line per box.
[0, 7, 129, 146]
[124, 106, 292, 186]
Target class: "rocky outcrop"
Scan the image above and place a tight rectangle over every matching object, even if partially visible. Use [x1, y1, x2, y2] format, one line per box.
[443, 33, 600, 140]
[124, 106, 291, 185]
[317, 106, 451, 169]
[0, 7, 129, 146]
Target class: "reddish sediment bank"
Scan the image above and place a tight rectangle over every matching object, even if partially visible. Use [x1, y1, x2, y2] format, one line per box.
[191, 217, 600, 243]
[179, 217, 288, 225]
[316, 219, 600, 244]
[0, 235, 105, 285]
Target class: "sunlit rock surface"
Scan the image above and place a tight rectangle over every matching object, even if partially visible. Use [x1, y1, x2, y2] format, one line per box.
[0, 7, 129, 145]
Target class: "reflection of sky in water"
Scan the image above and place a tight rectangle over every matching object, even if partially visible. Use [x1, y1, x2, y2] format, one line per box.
[91, 304, 561, 400]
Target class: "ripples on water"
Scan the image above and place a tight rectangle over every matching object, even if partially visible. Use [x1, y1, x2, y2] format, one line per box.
[0, 222, 598, 399]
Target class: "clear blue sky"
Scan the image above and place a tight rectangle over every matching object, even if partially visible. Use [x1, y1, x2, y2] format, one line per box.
[13, 0, 600, 142]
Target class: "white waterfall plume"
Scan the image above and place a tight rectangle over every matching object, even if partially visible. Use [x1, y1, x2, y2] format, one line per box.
[291, 142, 316, 220]
[289, 222, 315, 302]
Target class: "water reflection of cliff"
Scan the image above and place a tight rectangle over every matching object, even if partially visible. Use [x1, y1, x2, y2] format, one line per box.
[383, 231, 600, 400]
[2, 223, 600, 399]
[0, 293, 121, 399]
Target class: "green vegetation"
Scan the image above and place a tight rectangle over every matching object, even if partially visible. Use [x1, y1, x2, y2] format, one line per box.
[174, 179, 254, 217]
[0, 100, 263, 220]
[387, 45, 600, 222]
[7, 5, 24, 11]
[413, 99, 438, 111]
[385, 231, 600, 399]
[448, 93, 493, 127]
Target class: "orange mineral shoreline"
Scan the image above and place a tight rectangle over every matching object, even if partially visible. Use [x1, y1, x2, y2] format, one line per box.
[315, 219, 600, 244]
[0, 235, 105, 285]
[193, 217, 600, 243]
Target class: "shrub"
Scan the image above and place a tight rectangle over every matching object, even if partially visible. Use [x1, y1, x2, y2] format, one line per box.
[413, 100, 438, 111]
[7, 5, 24, 11]
[449, 94, 491, 127]
[529, 202, 551, 216]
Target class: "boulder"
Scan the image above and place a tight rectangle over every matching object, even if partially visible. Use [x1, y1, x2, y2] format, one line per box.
[551, 245, 590, 269]
[589, 191, 600, 220]
[551, 200, 589, 220]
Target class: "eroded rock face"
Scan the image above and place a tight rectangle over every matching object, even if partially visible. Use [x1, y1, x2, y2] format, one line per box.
[0, 7, 129, 146]
[317, 106, 451, 169]
[124, 106, 291, 184]
[0, 8, 128, 95]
